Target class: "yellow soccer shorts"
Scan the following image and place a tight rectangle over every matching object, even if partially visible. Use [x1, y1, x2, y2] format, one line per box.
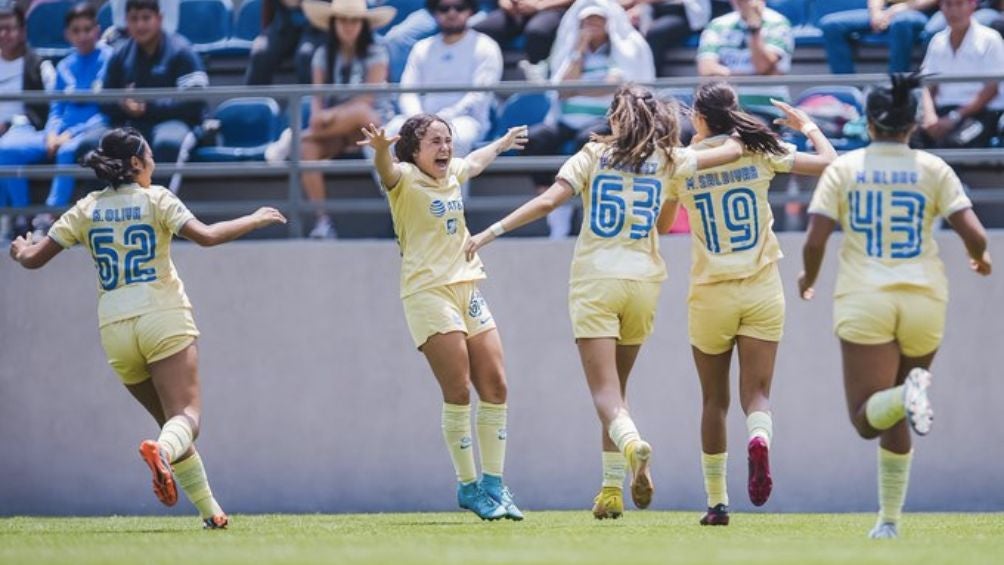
[402, 281, 497, 349]
[99, 308, 200, 385]
[834, 290, 947, 357]
[568, 278, 662, 346]
[688, 262, 785, 355]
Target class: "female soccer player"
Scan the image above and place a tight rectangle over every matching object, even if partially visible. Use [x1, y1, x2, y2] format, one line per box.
[9, 127, 287, 529]
[799, 73, 992, 539]
[657, 81, 837, 526]
[358, 116, 528, 521]
[465, 84, 744, 519]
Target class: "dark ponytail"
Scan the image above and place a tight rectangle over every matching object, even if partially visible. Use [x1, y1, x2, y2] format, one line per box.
[81, 127, 148, 187]
[693, 81, 785, 156]
[866, 72, 924, 135]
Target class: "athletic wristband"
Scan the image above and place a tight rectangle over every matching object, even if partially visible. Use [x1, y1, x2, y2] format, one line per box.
[801, 123, 821, 136]
[489, 222, 506, 237]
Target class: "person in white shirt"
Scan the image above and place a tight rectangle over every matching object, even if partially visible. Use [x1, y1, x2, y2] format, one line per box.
[389, 0, 503, 158]
[920, 0, 1004, 147]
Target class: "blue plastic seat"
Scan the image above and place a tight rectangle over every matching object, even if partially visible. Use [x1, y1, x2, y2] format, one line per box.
[767, 0, 808, 27]
[97, 1, 113, 32]
[26, 0, 73, 59]
[192, 97, 281, 162]
[491, 92, 551, 138]
[219, 0, 261, 56]
[177, 0, 234, 55]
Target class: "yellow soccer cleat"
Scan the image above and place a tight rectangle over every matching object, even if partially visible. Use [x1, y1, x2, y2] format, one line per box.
[626, 440, 654, 509]
[592, 486, 624, 520]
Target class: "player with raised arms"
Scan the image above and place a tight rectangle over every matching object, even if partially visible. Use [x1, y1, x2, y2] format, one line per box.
[657, 81, 837, 525]
[8, 127, 287, 528]
[799, 73, 992, 539]
[358, 115, 529, 521]
[465, 84, 745, 519]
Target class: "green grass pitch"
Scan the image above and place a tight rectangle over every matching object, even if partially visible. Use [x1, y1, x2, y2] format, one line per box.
[2, 512, 1003, 565]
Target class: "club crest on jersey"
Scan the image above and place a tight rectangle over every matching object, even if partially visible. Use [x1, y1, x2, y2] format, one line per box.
[468, 289, 488, 319]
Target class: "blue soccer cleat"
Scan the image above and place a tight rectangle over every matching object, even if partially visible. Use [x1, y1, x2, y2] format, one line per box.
[457, 481, 506, 521]
[481, 474, 524, 521]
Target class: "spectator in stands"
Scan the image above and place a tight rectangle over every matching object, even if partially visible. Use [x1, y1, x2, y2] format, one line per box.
[277, 0, 395, 239]
[474, 0, 572, 77]
[924, 0, 1000, 37]
[820, 0, 939, 75]
[245, 0, 327, 84]
[696, 0, 792, 77]
[530, 1, 654, 237]
[102, 0, 178, 46]
[0, 0, 50, 239]
[920, 0, 1004, 147]
[390, 0, 502, 160]
[632, 0, 712, 77]
[102, 0, 208, 193]
[0, 3, 110, 238]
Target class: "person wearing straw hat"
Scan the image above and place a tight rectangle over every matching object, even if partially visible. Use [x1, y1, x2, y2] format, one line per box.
[273, 0, 396, 238]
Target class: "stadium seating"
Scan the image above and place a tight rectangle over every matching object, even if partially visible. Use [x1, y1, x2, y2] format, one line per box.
[25, 0, 73, 59]
[483, 92, 551, 154]
[97, 1, 112, 31]
[191, 97, 282, 162]
[177, 0, 234, 56]
[219, 0, 261, 56]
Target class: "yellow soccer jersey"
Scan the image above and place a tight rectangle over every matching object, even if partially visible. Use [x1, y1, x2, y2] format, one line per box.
[808, 142, 972, 301]
[48, 183, 195, 327]
[387, 158, 486, 298]
[669, 135, 794, 285]
[558, 141, 697, 283]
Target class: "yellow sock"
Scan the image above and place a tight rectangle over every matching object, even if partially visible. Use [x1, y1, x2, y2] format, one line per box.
[701, 452, 729, 507]
[866, 386, 906, 431]
[746, 411, 773, 448]
[442, 403, 477, 484]
[878, 447, 913, 524]
[601, 450, 626, 489]
[172, 451, 223, 520]
[476, 401, 507, 477]
[158, 416, 194, 463]
[607, 409, 642, 454]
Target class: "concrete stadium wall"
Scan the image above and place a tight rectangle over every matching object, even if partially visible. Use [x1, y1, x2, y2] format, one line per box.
[2, 233, 1003, 517]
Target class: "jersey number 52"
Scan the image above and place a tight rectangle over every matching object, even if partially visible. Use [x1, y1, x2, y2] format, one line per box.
[87, 225, 157, 291]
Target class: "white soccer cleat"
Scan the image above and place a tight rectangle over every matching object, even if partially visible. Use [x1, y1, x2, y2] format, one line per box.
[868, 520, 899, 539]
[904, 368, 933, 436]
